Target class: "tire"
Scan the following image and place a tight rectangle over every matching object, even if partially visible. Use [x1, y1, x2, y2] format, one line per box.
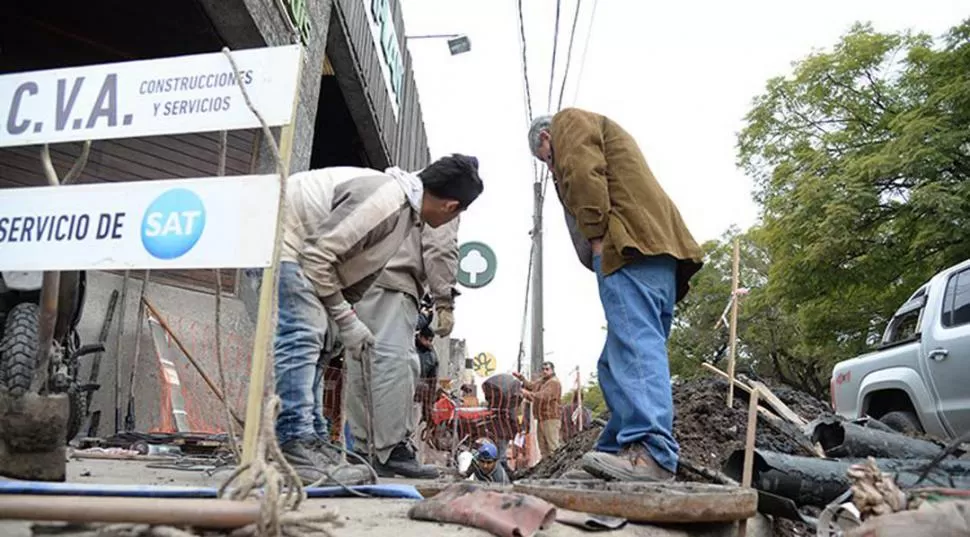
[66, 387, 87, 442]
[0, 302, 40, 397]
[880, 410, 923, 435]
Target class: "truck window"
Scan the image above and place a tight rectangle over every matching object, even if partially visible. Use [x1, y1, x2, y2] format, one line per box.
[942, 268, 970, 328]
[887, 310, 921, 343]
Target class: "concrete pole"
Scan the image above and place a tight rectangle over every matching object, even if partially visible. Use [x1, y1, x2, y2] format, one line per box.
[530, 179, 544, 378]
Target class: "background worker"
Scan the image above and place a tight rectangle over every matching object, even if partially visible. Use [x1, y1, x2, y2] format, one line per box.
[348, 157, 471, 479]
[272, 154, 483, 485]
[462, 440, 511, 485]
[527, 108, 703, 482]
[513, 361, 562, 458]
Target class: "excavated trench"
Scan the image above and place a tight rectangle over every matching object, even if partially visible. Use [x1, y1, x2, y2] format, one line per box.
[515, 377, 831, 536]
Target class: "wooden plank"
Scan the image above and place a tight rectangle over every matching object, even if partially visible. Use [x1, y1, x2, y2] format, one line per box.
[747, 379, 807, 427]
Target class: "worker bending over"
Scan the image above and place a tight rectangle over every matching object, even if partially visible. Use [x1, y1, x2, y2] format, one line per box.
[348, 199, 460, 478]
[273, 155, 483, 484]
[527, 108, 703, 481]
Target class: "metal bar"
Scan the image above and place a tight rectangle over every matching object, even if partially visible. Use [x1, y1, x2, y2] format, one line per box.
[113, 271, 131, 433]
[123, 270, 151, 431]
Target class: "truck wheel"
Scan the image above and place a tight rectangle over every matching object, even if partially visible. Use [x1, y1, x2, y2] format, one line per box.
[880, 411, 923, 435]
[0, 302, 41, 397]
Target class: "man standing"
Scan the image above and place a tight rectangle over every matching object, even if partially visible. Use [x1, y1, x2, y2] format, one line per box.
[527, 108, 703, 482]
[273, 154, 483, 484]
[513, 362, 562, 458]
[347, 208, 460, 479]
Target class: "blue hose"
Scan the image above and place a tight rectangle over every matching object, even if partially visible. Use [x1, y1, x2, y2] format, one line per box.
[0, 480, 422, 500]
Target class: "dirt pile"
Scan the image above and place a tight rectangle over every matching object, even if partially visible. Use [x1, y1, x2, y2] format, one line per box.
[518, 377, 828, 480]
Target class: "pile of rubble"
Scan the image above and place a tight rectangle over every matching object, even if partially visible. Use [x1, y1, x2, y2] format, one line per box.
[519, 376, 830, 481]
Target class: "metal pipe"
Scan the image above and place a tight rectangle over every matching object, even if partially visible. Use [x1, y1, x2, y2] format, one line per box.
[0, 495, 260, 528]
[723, 449, 970, 508]
[113, 271, 131, 433]
[811, 418, 951, 460]
[123, 270, 151, 432]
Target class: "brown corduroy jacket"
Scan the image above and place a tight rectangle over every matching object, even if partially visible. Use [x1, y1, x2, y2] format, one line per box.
[550, 107, 704, 302]
[523, 376, 562, 421]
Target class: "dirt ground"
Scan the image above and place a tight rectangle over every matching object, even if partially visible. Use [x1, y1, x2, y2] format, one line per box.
[516, 377, 830, 537]
[520, 377, 829, 482]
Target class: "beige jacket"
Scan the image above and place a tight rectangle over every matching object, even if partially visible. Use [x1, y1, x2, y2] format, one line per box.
[280, 167, 422, 304]
[375, 217, 459, 305]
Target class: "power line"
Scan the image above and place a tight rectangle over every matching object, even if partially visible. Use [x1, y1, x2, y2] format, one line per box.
[570, 0, 599, 106]
[516, 0, 534, 123]
[546, 0, 563, 113]
[556, 0, 583, 111]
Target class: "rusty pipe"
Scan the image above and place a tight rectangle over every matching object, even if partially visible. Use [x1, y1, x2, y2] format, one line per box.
[0, 495, 261, 528]
[31, 271, 62, 392]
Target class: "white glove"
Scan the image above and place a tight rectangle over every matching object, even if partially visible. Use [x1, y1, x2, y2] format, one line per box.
[327, 300, 375, 359]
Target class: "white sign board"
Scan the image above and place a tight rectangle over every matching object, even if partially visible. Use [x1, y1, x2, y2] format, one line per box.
[0, 45, 301, 147]
[0, 175, 281, 271]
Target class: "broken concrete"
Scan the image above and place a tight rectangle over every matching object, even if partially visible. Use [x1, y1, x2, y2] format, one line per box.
[0, 393, 69, 481]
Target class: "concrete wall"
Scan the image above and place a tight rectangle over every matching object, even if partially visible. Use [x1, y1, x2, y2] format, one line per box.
[198, 0, 334, 175]
[83, 271, 255, 436]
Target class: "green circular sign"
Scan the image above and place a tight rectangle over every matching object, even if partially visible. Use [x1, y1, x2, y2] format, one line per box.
[457, 241, 497, 289]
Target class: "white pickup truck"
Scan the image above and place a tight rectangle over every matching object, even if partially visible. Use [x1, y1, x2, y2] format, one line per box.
[831, 258, 970, 439]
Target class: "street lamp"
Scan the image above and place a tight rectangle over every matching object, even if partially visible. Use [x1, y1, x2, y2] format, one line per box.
[405, 33, 472, 55]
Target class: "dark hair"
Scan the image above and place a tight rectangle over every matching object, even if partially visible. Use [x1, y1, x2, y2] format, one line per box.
[542, 361, 555, 372]
[419, 153, 484, 209]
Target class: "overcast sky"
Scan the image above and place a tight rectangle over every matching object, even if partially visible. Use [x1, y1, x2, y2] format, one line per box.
[400, 0, 967, 389]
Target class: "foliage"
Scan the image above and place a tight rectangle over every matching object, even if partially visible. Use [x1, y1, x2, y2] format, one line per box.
[562, 374, 608, 417]
[667, 229, 826, 394]
[728, 19, 970, 392]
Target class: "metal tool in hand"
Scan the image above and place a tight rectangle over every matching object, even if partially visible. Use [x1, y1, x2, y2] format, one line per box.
[359, 344, 378, 467]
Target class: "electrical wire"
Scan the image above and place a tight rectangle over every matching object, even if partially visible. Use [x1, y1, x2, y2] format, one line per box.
[570, 0, 599, 106]
[546, 0, 563, 113]
[516, 0, 534, 123]
[555, 0, 583, 111]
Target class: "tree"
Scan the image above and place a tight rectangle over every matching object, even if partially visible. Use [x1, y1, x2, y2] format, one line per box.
[668, 228, 826, 394]
[736, 20, 970, 384]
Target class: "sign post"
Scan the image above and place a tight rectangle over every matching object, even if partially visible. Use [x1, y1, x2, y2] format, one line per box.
[0, 45, 304, 464]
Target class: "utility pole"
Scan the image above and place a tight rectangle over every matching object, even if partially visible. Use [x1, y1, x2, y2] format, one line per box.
[530, 178, 544, 378]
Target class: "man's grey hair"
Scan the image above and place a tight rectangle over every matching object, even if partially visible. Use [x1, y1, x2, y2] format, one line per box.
[527, 115, 553, 156]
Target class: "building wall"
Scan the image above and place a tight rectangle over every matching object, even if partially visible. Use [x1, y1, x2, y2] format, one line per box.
[74, 0, 433, 435]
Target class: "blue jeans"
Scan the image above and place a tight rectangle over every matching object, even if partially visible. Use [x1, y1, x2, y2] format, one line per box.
[274, 261, 329, 444]
[593, 254, 680, 473]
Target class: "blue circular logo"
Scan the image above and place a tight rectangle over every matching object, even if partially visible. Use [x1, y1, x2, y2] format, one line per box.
[141, 188, 206, 260]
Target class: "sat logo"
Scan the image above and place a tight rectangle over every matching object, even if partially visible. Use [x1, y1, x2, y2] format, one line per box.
[141, 188, 207, 260]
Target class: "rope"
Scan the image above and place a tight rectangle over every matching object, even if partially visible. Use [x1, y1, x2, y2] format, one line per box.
[213, 128, 242, 462]
[848, 458, 907, 520]
[94, 46, 342, 536]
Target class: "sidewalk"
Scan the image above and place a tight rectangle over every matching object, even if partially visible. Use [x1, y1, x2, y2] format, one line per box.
[0, 458, 771, 537]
